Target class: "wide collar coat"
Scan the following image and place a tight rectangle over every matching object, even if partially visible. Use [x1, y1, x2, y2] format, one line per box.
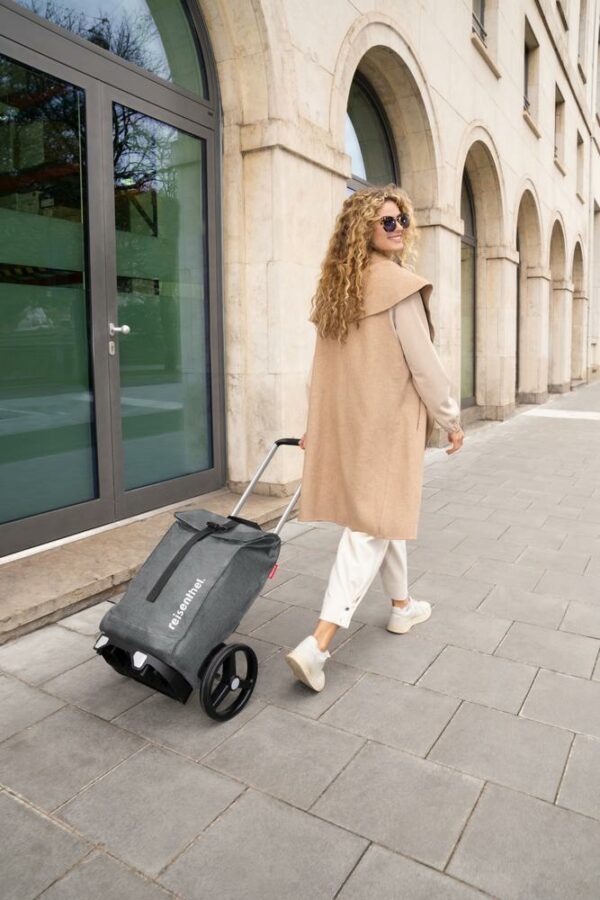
[296, 253, 434, 539]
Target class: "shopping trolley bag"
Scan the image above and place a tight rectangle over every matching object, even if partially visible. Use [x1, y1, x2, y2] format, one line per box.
[94, 438, 302, 721]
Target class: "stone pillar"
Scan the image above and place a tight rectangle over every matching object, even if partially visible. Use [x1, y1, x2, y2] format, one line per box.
[571, 292, 588, 383]
[414, 207, 464, 446]
[549, 279, 574, 392]
[478, 246, 519, 419]
[516, 266, 550, 404]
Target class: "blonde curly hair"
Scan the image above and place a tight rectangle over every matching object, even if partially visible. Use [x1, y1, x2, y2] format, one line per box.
[309, 184, 422, 344]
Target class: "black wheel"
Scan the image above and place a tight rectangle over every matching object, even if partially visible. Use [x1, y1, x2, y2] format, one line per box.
[198, 643, 258, 721]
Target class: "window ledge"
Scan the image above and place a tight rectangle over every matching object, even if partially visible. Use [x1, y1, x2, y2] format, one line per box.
[596, 111, 600, 127]
[577, 59, 587, 83]
[576, 190, 585, 204]
[470, 31, 501, 78]
[554, 155, 567, 176]
[523, 108, 541, 138]
[556, 1, 569, 29]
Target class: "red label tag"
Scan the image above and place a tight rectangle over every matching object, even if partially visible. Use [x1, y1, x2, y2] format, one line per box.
[267, 563, 279, 580]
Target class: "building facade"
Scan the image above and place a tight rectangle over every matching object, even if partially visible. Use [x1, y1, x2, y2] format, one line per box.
[1, 0, 599, 556]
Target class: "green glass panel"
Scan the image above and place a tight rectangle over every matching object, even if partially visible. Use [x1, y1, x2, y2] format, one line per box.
[346, 79, 396, 185]
[113, 104, 212, 490]
[0, 54, 97, 524]
[14, 0, 207, 98]
[460, 241, 476, 402]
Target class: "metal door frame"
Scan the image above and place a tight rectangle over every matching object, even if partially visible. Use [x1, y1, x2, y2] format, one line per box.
[0, 1, 225, 555]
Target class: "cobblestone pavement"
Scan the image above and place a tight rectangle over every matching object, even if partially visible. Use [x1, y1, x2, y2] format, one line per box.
[2, 382, 600, 899]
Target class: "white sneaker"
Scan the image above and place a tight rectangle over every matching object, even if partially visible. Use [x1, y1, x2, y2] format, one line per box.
[386, 596, 431, 634]
[285, 635, 330, 692]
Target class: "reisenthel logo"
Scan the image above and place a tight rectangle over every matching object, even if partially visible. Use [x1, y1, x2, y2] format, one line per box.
[168, 578, 205, 630]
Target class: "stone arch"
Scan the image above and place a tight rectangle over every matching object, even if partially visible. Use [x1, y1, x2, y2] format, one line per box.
[457, 126, 512, 419]
[514, 183, 547, 402]
[548, 217, 571, 392]
[571, 240, 588, 382]
[329, 14, 442, 210]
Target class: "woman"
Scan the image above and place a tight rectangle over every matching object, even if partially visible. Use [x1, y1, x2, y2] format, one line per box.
[285, 185, 464, 692]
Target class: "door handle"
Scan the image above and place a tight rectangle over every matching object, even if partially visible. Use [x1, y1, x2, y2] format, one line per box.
[109, 323, 131, 336]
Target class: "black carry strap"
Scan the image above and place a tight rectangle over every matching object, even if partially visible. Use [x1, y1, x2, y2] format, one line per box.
[146, 519, 237, 603]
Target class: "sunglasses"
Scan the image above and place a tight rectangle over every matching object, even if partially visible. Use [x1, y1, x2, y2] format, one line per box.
[379, 212, 410, 233]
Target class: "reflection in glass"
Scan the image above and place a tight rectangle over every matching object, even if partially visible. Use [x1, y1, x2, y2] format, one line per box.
[112, 104, 212, 490]
[0, 53, 97, 524]
[14, 0, 207, 97]
[346, 78, 396, 185]
[460, 243, 475, 402]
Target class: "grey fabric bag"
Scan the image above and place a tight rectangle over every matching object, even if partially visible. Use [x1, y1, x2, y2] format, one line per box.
[99, 508, 280, 689]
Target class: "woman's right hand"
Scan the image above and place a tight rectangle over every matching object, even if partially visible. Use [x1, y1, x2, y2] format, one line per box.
[446, 428, 464, 455]
[299, 432, 307, 450]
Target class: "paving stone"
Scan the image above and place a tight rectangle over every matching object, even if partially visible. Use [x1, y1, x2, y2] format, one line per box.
[229, 631, 281, 663]
[114, 690, 265, 759]
[434, 516, 510, 539]
[260, 571, 329, 610]
[275, 545, 346, 580]
[516, 546, 591, 575]
[58, 601, 114, 636]
[337, 842, 485, 900]
[42, 656, 154, 720]
[403, 572, 494, 610]
[447, 782, 600, 899]
[58, 745, 243, 876]
[489, 507, 550, 528]
[477, 584, 568, 628]
[428, 701, 572, 801]
[0, 706, 144, 811]
[495, 620, 600, 678]
[463, 557, 545, 591]
[542, 516, 600, 538]
[235, 593, 290, 634]
[253, 648, 362, 719]
[410, 527, 468, 553]
[499, 523, 565, 550]
[285, 527, 346, 553]
[321, 672, 459, 756]
[160, 789, 367, 900]
[450, 534, 526, 563]
[556, 734, 600, 821]
[0, 625, 96, 684]
[534, 569, 600, 605]
[250, 604, 361, 650]
[0, 792, 89, 900]
[436, 502, 494, 522]
[521, 668, 600, 738]
[417, 645, 537, 713]
[0, 674, 64, 742]
[312, 741, 482, 870]
[202, 704, 363, 809]
[416, 605, 511, 653]
[332, 624, 445, 683]
[405, 547, 478, 577]
[39, 851, 172, 899]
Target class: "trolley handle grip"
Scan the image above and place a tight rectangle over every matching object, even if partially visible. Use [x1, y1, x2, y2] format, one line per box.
[229, 438, 303, 527]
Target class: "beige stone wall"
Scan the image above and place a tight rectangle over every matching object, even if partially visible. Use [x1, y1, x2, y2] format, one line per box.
[198, 0, 600, 493]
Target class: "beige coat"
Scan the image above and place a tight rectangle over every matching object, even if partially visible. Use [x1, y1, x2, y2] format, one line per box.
[296, 253, 461, 539]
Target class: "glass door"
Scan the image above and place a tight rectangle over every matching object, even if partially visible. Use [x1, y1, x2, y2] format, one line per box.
[105, 94, 216, 516]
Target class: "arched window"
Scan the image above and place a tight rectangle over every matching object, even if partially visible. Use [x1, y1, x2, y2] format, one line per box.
[11, 0, 208, 97]
[345, 74, 397, 192]
[460, 173, 477, 407]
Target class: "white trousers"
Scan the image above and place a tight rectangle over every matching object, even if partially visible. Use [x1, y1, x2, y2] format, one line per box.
[319, 527, 409, 629]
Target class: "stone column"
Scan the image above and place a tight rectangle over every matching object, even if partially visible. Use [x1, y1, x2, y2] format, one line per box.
[478, 246, 519, 420]
[414, 207, 463, 446]
[571, 292, 588, 382]
[549, 279, 574, 392]
[516, 266, 550, 404]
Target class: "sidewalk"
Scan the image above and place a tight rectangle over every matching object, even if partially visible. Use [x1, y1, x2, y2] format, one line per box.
[2, 382, 600, 899]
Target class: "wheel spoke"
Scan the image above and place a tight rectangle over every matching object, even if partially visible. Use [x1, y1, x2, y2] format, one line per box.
[210, 678, 230, 708]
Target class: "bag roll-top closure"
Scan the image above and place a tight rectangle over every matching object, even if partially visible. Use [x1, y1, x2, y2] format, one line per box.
[175, 510, 270, 544]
